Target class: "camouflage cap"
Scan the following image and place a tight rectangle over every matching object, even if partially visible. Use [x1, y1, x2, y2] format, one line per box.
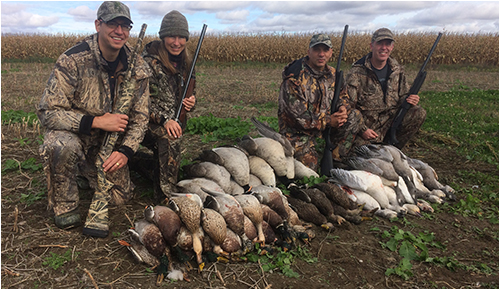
[309, 33, 332, 48]
[97, 1, 133, 24]
[372, 28, 394, 43]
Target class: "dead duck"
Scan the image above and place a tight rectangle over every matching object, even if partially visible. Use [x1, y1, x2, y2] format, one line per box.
[128, 219, 167, 258]
[182, 161, 232, 194]
[249, 174, 263, 187]
[286, 195, 334, 230]
[261, 220, 278, 245]
[221, 227, 243, 257]
[168, 193, 204, 270]
[177, 177, 226, 202]
[243, 214, 258, 241]
[198, 146, 252, 192]
[119, 239, 159, 267]
[248, 155, 276, 187]
[144, 205, 182, 247]
[261, 204, 284, 230]
[252, 185, 289, 221]
[288, 184, 345, 225]
[228, 179, 245, 195]
[200, 208, 228, 257]
[234, 194, 266, 246]
[312, 182, 360, 213]
[202, 188, 253, 253]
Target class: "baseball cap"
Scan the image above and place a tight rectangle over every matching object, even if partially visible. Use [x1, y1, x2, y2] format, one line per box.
[97, 1, 133, 24]
[309, 33, 332, 48]
[372, 28, 394, 43]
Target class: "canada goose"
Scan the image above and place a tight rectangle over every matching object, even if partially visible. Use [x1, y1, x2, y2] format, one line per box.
[407, 157, 457, 201]
[248, 155, 276, 187]
[293, 159, 320, 179]
[128, 219, 167, 258]
[200, 208, 228, 257]
[168, 194, 204, 270]
[202, 188, 253, 253]
[249, 174, 263, 187]
[286, 195, 334, 229]
[234, 194, 266, 246]
[198, 146, 251, 192]
[250, 116, 295, 157]
[144, 205, 182, 246]
[288, 184, 345, 225]
[182, 162, 232, 193]
[252, 185, 289, 220]
[177, 177, 226, 202]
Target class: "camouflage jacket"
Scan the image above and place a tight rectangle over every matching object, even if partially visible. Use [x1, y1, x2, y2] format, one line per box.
[278, 56, 350, 138]
[37, 33, 151, 154]
[344, 53, 410, 134]
[142, 40, 195, 127]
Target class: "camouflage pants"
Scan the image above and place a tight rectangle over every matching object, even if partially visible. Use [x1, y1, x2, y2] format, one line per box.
[131, 123, 181, 200]
[332, 105, 427, 158]
[39, 130, 134, 216]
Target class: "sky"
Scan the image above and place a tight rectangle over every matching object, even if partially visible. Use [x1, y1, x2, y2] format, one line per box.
[1, 1, 499, 37]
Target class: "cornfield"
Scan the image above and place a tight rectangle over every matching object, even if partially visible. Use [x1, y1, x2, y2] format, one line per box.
[2, 31, 498, 65]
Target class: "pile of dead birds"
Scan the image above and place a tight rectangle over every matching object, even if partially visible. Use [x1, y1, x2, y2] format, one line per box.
[121, 118, 457, 283]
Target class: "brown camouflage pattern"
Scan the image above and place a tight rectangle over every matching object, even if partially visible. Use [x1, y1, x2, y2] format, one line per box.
[37, 33, 150, 221]
[278, 57, 351, 171]
[131, 40, 194, 199]
[339, 53, 427, 153]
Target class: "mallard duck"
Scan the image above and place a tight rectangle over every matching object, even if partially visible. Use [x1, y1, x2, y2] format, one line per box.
[168, 194, 204, 270]
[286, 195, 333, 229]
[261, 220, 277, 245]
[289, 184, 345, 225]
[177, 177, 226, 202]
[261, 204, 284, 229]
[234, 194, 265, 246]
[221, 228, 243, 256]
[128, 219, 167, 258]
[312, 182, 359, 212]
[144, 205, 182, 246]
[119, 239, 159, 267]
[182, 162, 233, 194]
[243, 214, 258, 241]
[202, 188, 253, 253]
[252, 185, 289, 220]
[198, 146, 251, 192]
[248, 155, 276, 187]
[200, 208, 228, 257]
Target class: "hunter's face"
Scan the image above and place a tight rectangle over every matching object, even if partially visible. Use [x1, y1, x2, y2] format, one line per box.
[95, 17, 130, 57]
[163, 36, 187, 56]
[370, 39, 394, 64]
[307, 44, 333, 71]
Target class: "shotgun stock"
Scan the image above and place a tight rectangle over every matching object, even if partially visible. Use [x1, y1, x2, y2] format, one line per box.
[319, 25, 348, 177]
[174, 23, 208, 129]
[384, 32, 442, 146]
[83, 24, 148, 238]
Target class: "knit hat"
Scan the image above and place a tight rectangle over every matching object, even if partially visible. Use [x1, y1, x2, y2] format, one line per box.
[159, 10, 189, 41]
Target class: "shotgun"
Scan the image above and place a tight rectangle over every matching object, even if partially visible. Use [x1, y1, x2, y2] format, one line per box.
[174, 23, 208, 129]
[83, 24, 148, 238]
[319, 25, 348, 177]
[384, 32, 442, 146]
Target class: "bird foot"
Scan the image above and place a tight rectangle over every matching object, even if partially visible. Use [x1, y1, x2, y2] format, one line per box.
[156, 273, 164, 286]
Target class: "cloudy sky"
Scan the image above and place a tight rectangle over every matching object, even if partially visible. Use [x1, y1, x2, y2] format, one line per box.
[1, 1, 498, 37]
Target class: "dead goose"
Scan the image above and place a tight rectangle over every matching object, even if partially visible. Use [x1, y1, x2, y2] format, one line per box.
[198, 146, 251, 192]
[252, 137, 289, 177]
[233, 194, 266, 246]
[249, 174, 263, 187]
[250, 116, 295, 158]
[293, 159, 320, 179]
[182, 161, 233, 194]
[248, 155, 276, 187]
[202, 188, 253, 253]
[407, 157, 456, 201]
[177, 177, 226, 202]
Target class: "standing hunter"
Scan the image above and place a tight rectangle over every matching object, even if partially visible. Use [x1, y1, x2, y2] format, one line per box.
[278, 33, 354, 172]
[335, 28, 427, 156]
[37, 1, 150, 235]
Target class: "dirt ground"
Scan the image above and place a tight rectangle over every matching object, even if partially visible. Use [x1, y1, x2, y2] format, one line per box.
[1, 63, 498, 289]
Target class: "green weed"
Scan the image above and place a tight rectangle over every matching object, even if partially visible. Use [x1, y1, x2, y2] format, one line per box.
[1, 109, 39, 126]
[42, 249, 78, 272]
[2, 157, 43, 173]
